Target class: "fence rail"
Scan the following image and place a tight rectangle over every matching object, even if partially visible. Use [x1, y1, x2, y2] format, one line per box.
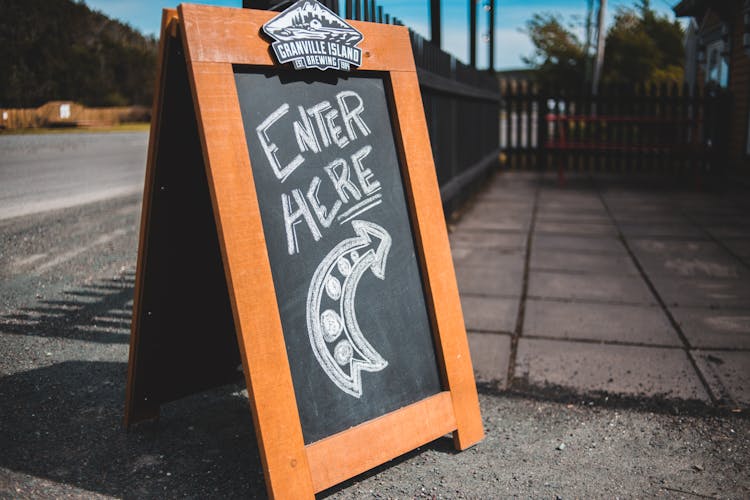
[500, 81, 731, 176]
[408, 31, 500, 212]
[343, 0, 501, 213]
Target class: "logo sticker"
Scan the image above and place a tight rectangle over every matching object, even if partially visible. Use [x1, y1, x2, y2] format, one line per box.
[262, 0, 364, 71]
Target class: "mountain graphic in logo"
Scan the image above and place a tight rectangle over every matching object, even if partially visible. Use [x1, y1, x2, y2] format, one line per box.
[263, 0, 364, 71]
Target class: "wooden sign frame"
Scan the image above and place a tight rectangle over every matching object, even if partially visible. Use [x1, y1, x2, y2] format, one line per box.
[126, 4, 482, 497]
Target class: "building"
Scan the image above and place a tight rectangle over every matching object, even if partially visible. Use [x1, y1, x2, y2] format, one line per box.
[674, 0, 750, 178]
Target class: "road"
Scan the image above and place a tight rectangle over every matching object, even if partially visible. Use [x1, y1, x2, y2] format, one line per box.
[0, 131, 147, 221]
[0, 132, 145, 313]
[0, 133, 748, 498]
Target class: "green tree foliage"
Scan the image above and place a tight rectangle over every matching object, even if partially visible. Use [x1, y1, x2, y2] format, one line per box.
[0, 0, 158, 107]
[522, 13, 587, 91]
[523, 1, 684, 91]
[603, 1, 684, 86]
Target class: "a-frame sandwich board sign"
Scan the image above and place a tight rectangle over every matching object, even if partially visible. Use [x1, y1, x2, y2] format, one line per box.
[125, 3, 483, 497]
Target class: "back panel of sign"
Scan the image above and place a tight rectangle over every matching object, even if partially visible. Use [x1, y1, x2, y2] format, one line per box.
[234, 68, 442, 444]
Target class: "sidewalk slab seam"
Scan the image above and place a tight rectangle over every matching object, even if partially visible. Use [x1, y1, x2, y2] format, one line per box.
[523, 299, 682, 346]
[692, 350, 750, 408]
[467, 331, 511, 389]
[514, 337, 711, 402]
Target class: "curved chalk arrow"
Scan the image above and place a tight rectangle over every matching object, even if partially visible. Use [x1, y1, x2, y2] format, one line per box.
[306, 220, 391, 398]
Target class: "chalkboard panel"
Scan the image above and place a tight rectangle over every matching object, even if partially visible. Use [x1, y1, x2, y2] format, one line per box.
[234, 68, 442, 444]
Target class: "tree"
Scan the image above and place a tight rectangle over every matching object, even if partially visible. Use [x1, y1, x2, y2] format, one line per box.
[0, 0, 157, 108]
[522, 0, 684, 91]
[521, 13, 587, 91]
[602, 1, 684, 86]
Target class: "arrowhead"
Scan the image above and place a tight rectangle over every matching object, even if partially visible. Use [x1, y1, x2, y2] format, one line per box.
[350, 220, 391, 279]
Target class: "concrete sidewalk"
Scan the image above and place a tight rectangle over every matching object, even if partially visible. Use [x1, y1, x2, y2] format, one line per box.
[454, 172, 750, 409]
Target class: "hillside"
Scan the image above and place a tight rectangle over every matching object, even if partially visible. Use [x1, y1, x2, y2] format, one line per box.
[0, 0, 158, 108]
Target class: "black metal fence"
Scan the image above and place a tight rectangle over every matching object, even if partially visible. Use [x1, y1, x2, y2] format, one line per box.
[409, 31, 500, 213]
[329, 0, 501, 213]
[245, 0, 501, 215]
[500, 80, 731, 176]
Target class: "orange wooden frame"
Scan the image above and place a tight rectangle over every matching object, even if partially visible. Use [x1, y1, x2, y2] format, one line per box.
[130, 4, 483, 497]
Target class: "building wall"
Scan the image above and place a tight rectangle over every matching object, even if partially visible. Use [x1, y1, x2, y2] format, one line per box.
[727, 1, 750, 173]
[686, 1, 750, 176]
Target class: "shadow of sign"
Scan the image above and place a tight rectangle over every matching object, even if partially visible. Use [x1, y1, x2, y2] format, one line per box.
[0, 272, 136, 344]
[0, 251, 457, 497]
[0, 272, 268, 496]
[0, 360, 269, 497]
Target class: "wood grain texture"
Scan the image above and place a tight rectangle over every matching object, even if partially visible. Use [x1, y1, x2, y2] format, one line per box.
[179, 3, 414, 72]
[179, 13, 314, 495]
[305, 391, 456, 492]
[125, 9, 177, 427]
[389, 70, 485, 450]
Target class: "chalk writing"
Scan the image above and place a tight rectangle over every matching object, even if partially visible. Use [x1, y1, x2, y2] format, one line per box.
[255, 90, 381, 255]
[236, 69, 445, 442]
[306, 220, 391, 397]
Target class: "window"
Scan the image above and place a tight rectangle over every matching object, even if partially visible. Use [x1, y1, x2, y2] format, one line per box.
[705, 40, 729, 88]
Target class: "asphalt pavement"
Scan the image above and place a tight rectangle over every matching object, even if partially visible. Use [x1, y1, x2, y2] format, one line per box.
[0, 132, 748, 498]
[0, 132, 146, 220]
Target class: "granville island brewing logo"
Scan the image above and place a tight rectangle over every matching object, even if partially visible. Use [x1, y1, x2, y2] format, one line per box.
[262, 0, 364, 71]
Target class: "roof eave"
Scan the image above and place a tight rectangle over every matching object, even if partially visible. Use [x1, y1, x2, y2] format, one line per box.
[673, 0, 708, 17]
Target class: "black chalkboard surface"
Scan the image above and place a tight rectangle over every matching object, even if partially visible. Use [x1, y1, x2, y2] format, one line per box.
[235, 68, 442, 444]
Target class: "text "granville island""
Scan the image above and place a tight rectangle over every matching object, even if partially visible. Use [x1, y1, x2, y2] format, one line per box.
[274, 39, 362, 67]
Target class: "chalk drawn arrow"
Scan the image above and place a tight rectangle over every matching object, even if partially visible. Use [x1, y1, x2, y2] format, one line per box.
[306, 220, 391, 397]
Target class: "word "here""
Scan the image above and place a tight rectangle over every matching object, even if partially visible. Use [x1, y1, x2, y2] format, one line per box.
[255, 90, 384, 256]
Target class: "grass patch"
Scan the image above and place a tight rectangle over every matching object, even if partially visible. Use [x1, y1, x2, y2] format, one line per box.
[0, 122, 151, 135]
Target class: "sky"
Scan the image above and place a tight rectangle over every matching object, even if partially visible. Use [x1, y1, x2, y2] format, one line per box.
[82, 0, 682, 70]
